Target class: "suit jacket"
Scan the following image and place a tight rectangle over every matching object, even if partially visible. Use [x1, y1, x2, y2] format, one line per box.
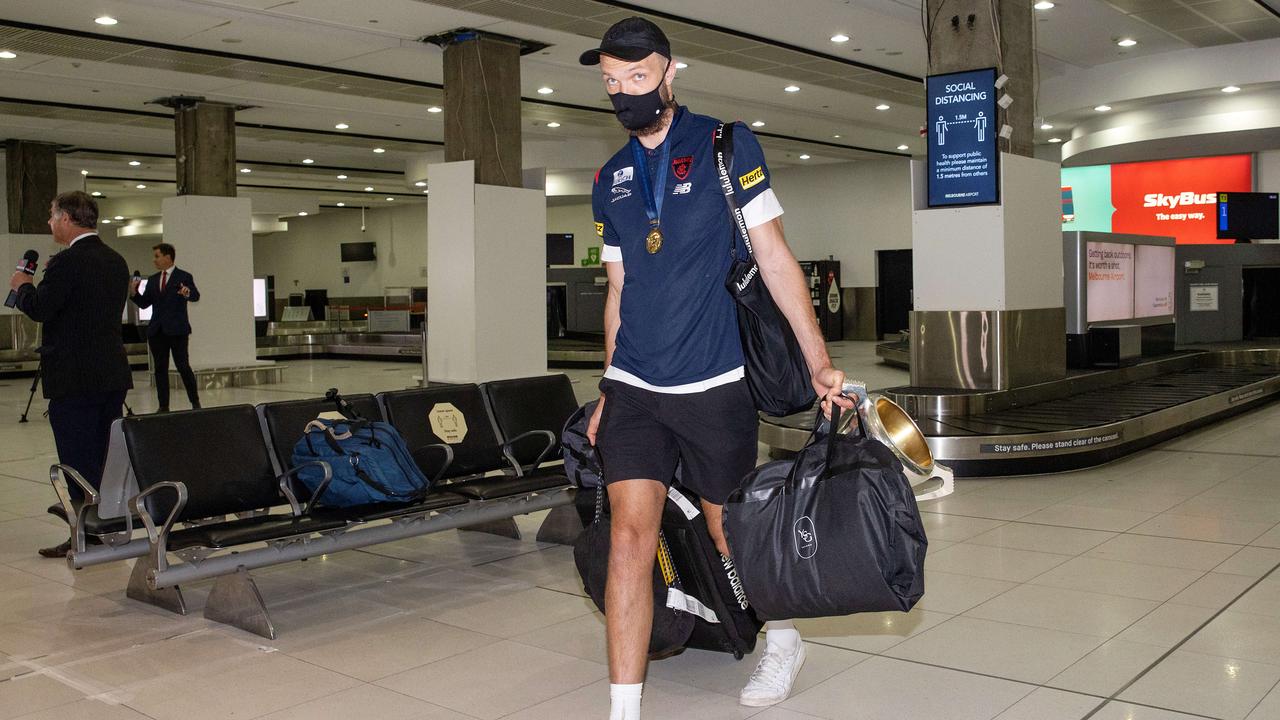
[132, 267, 199, 337]
[15, 235, 134, 400]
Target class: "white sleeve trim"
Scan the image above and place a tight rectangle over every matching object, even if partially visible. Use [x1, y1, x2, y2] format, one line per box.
[601, 243, 623, 262]
[742, 188, 784, 229]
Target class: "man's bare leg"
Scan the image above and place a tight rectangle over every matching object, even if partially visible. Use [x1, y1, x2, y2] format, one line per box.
[606, 479, 667, 719]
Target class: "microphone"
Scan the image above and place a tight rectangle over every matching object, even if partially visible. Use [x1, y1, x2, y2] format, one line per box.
[4, 250, 39, 309]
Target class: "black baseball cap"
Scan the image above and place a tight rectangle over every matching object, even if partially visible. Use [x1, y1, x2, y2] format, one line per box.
[579, 17, 671, 66]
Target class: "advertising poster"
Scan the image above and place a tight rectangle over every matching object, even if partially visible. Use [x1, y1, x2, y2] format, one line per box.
[1086, 242, 1134, 323]
[1134, 245, 1175, 318]
[1060, 155, 1253, 243]
[926, 68, 999, 207]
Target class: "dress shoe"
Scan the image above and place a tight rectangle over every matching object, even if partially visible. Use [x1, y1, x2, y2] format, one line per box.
[38, 540, 71, 558]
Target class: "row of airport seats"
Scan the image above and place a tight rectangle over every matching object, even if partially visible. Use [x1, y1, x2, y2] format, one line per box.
[48, 374, 583, 639]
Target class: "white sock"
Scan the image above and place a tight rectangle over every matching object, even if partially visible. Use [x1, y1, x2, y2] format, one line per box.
[764, 620, 800, 652]
[609, 682, 643, 720]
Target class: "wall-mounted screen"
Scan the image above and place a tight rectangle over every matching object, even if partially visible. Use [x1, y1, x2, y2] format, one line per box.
[253, 277, 268, 319]
[926, 67, 999, 208]
[340, 241, 377, 262]
[547, 233, 574, 266]
[1085, 242, 1135, 323]
[1134, 245, 1175, 319]
[1217, 192, 1279, 241]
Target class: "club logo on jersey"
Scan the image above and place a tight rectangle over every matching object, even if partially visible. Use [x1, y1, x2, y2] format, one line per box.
[672, 182, 691, 195]
[672, 155, 693, 180]
[594, 222, 604, 237]
[613, 166, 633, 186]
[739, 166, 765, 190]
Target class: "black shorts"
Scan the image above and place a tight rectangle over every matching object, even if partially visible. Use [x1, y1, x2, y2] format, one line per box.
[595, 377, 759, 505]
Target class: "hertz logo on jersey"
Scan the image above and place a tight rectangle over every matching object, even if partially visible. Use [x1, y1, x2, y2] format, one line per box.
[739, 166, 765, 190]
[594, 222, 604, 237]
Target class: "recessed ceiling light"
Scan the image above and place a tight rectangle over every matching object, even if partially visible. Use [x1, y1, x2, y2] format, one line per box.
[1040, 122, 1054, 130]
[334, 122, 349, 129]
[1222, 85, 1241, 93]
[135, 184, 146, 189]
[751, 120, 765, 127]
[114, 215, 124, 220]
[675, 62, 688, 69]
[364, 186, 374, 191]
[423, 190, 429, 194]
[414, 181, 427, 187]
[337, 174, 348, 180]
[302, 158, 314, 164]
[784, 85, 800, 93]
[298, 211, 308, 216]
[833, 134, 841, 139]
[1094, 105, 1112, 112]
[897, 144, 909, 151]
[128, 160, 140, 166]
[80, 169, 89, 175]
[875, 103, 891, 111]
[336, 202, 345, 207]
[799, 154, 811, 160]
[239, 167, 251, 173]
[1033, 1, 1054, 9]
[427, 106, 442, 113]
[0, 51, 16, 59]
[90, 191, 102, 196]
[386, 197, 394, 201]
[831, 34, 850, 43]
[101, 219, 111, 224]
[373, 147, 386, 153]
[547, 122, 561, 128]
[1116, 38, 1137, 47]
[537, 86, 554, 95]
[94, 16, 119, 26]
[1049, 137, 1062, 143]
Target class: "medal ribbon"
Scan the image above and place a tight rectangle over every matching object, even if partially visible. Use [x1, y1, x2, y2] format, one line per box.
[628, 111, 677, 235]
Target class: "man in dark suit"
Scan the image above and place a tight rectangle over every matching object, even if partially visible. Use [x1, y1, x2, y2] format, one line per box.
[130, 243, 201, 411]
[9, 191, 133, 558]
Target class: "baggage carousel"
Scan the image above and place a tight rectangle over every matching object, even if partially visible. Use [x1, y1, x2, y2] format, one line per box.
[760, 348, 1280, 476]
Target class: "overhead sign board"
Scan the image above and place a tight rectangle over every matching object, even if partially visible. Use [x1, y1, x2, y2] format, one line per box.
[926, 67, 999, 208]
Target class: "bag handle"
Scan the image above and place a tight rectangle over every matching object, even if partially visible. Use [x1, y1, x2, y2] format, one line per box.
[713, 122, 755, 260]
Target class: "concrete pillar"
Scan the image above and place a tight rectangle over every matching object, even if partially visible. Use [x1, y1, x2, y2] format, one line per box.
[926, 0, 1034, 157]
[5, 140, 58, 234]
[427, 160, 546, 383]
[162, 98, 238, 197]
[442, 34, 523, 188]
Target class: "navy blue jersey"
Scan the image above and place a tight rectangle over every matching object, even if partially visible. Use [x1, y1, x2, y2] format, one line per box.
[592, 106, 784, 390]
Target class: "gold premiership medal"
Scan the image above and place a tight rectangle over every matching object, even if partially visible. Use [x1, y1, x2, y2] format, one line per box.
[646, 226, 664, 254]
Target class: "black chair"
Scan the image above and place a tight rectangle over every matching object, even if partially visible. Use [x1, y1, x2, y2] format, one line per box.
[482, 374, 580, 469]
[257, 395, 468, 523]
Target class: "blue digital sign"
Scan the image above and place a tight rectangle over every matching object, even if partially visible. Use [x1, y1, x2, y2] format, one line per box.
[926, 68, 999, 207]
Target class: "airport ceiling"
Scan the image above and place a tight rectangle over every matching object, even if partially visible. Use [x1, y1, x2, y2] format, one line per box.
[1, 0, 1278, 210]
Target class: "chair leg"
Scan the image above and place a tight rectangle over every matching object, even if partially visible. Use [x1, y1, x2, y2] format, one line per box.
[535, 504, 585, 545]
[204, 566, 276, 640]
[458, 516, 522, 540]
[126, 554, 187, 616]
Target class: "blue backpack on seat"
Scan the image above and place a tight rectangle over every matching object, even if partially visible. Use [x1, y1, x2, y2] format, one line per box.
[291, 417, 433, 507]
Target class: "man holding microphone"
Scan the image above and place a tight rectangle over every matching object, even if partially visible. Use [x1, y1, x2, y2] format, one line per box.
[130, 242, 201, 412]
[8, 191, 133, 558]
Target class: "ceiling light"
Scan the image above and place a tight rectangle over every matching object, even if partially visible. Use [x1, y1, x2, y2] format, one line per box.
[80, 169, 89, 175]
[128, 160, 140, 166]
[114, 215, 124, 220]
[337, 174, 348, 180]
[364, 186, 374, 191]
[537, 86, 554, 95]
[94, 16, 119, 26]
[675, 62, 688, 69]
[414, 181, 426, 187]
[336, 202, 345, 207]
[101, 219, 111, 224]
[297, 211, 308, 216]
[423, 190, 429, 194]
[1094, 105, 1112, 112]
[875, 103, 891, 111]
[90, 191, 102, 196]
[0, 51, 16, 59]
[334, 122, 349, 129]
[239, 167, 251, 173]
[833, 134, 841, 139]
[386, 197, 394, 201]
[831, 34, 850, 43]
[897, 144, 909, 151]
[372, 147, 386, 153]
[1049, 137, 1062, 143]
[799, 154, 811, 160]
[1040, 122, 1054, 130]
[784, 85, 800, 93]
[302, 158, 314, 164]
[135, 184, 146, 189]
[427, 106, 442, 113]
[1117, 38, 1138, 47]
[1222, 85, 1241, 93]
[1034, 1, 1054, 9]
[546, 122, 561, 128]
[751, 120, 765, 127]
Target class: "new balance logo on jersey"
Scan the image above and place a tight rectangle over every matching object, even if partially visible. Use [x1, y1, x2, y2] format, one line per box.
[673, 182, 692, 195]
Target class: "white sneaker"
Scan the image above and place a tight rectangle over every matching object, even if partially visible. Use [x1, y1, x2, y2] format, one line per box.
[739, 642, 806, 707]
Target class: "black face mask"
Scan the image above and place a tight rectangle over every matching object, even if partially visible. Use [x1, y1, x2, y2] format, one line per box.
[610, 64, 671, 131]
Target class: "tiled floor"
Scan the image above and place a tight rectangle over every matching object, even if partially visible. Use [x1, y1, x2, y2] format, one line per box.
[0, 341, 1277, 719]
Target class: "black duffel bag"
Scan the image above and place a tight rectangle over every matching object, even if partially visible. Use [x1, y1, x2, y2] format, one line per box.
[722, 403, 928, 620]
[713, 122, 814, 417]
